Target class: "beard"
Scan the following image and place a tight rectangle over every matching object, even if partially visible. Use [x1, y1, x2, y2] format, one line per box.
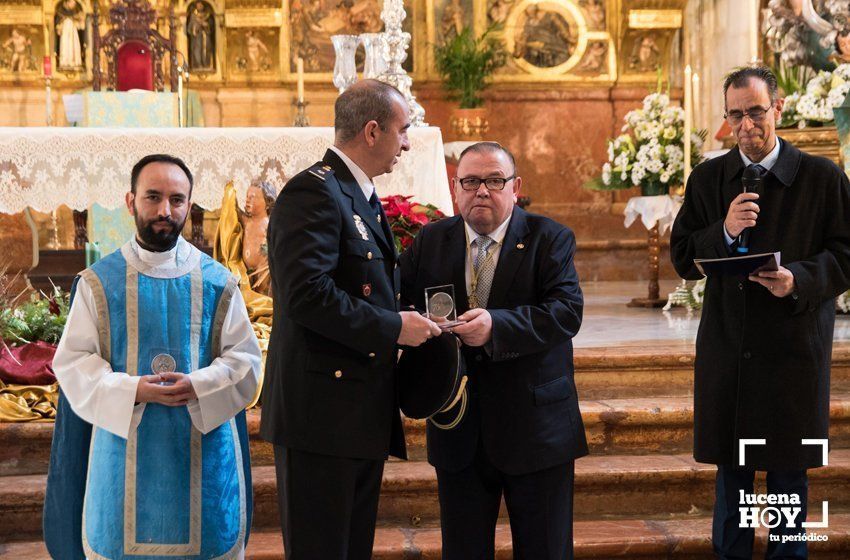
[134, 210, 186, 252]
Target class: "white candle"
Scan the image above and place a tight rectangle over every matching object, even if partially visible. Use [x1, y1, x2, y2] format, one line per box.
[750, 0, 759, 62]
[684, 65, 693, 183]
[692, 72, 700, 131]
[297, 57, 305, 102]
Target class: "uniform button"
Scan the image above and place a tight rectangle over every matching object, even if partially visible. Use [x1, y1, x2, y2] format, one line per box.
[738, 282, 743, 290]
[396, 293, 401, 300]
[368, 352, 376, 358]
[743, 351, 751, 359]
[334, 370, 343, 378]
[475, 355, 483, 362]
[367, 251, 373, 260]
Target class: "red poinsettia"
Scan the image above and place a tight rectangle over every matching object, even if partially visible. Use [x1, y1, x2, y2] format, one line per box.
[380, 195, 445, 253]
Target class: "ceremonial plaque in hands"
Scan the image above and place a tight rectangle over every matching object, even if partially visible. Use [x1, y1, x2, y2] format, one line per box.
[425, 285, 464, 329]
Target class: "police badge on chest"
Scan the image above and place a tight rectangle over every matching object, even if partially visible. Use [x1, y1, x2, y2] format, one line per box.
[353, 215, 369, 241]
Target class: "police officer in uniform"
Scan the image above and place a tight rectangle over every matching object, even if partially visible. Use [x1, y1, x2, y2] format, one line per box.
[260, 80, 441, 559]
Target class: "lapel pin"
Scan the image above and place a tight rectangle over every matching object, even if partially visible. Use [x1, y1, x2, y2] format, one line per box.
[362, 283, 372, 297]
[516, 243, 525, 250]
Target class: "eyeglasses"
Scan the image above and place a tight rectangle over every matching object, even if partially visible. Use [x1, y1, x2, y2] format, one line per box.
[456, 176, 515, 191]
[724, 105, 773, 125]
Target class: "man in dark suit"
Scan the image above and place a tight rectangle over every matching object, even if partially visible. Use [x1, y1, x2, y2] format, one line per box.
[671, 66, 850, 558]
[400, 142, 588, 559]
[260, 80, 441, 560]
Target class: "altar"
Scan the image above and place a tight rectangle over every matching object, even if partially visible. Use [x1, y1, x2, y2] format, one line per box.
[0, 126, 452, 216]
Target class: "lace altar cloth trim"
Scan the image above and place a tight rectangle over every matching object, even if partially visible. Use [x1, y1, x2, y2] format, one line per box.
[0, 127, 453, 214]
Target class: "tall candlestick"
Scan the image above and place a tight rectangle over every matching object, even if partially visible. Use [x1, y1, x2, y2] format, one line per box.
[684, 65, 693, 183]
[750, 0, 759, 62]
[44, 56, 53, 126]
[177, 68, 183, 127]
[296, 57, 305, 103]
[692, 72, 700, 132]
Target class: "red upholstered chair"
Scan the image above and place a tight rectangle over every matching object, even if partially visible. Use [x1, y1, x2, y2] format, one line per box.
[92, 0, 177, 92]
[116, 40, 153, 91]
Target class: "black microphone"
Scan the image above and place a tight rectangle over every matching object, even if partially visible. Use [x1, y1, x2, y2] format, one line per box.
[737, 165, 763, 254]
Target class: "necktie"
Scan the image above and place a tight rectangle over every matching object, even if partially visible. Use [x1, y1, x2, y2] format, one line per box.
[750, 163, 766, 176]
[368, 190, 382, 222]
[472, 236, 495, 308]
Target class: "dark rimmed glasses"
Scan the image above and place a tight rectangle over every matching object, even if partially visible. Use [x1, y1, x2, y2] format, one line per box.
[455, 176, 516, 191]
[724, 104, 773, 125]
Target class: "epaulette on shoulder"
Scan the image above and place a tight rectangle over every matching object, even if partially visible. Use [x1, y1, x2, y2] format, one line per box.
[307, 162, 335, 182]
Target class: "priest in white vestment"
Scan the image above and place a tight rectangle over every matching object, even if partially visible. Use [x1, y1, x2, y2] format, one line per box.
[45, 154, 261, 560]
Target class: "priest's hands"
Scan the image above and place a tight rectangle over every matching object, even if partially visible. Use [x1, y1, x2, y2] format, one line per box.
[450, 308, 492, 347]
[725, 192, 760, 238]
[398, 311, 441, 346]
[135, 372, 198, 406]
[748, 266, 796, 298]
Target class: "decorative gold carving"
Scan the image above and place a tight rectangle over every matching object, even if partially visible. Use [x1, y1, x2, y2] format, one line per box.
[627, 8, 681, 29]
[0, 24, 43, 74]
[224, 8, 283, 27]
[0, 7, 42, 24]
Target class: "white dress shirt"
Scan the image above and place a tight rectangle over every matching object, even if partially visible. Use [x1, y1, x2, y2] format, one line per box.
[723, 138, 782, 245]
[329, 145, 376, 202]
[53, 236, 262, 440]
[463, 213, 513, 298]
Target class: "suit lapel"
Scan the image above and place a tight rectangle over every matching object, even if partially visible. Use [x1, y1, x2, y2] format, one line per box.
[487, 208, 530, 309]
[323, 149, 394, 256]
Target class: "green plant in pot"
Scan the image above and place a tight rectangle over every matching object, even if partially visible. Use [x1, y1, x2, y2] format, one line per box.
[433, 25, 506, 140]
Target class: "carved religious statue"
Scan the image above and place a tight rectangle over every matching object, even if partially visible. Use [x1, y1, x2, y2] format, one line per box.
[187, 1, 215, 71]
[3, 29, 32, 72]
[629, 34, 659, 72]
[767, 0, 850, 70]
[239, 181, 276, 296]
[54, 0, 86, 70]
[244, 30, 269, 72]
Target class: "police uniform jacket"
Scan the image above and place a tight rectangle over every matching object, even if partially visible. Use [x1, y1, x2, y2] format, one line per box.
[259, 149, 406, 460]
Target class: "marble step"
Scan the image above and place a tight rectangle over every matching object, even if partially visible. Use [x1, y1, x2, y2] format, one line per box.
[4, 451, 850, 539]
[572, 343, 850, 399]
[6, 393, 850, 476]
[4, 514, 850, 559]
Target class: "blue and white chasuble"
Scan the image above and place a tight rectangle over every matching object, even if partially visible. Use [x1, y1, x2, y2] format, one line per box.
[44, 241, 253, 560]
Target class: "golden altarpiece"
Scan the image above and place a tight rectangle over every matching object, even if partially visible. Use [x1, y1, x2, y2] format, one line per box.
[0, 0, 687, 89]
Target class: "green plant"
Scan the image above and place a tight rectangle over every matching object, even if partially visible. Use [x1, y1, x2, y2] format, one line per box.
[0, 282, 69, 346]
[433, 25, 506, 109]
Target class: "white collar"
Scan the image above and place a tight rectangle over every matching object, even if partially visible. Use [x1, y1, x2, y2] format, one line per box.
[740, 136, 781, 171]
[464, 212, 513, 247]
[122, 235, 201, 278]
[330, 145, 375, 202]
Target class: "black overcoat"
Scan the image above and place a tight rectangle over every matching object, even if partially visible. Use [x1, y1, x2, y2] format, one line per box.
[259, 149, 406, 461]
[670, 139, 850, 470]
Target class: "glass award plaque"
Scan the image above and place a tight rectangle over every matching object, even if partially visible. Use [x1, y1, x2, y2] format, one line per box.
[425, 284, 464, 329]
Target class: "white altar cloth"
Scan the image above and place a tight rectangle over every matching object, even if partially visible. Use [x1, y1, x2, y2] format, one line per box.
[0, 127, 453, 215]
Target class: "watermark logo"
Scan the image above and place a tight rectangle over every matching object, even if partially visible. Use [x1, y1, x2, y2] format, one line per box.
[737, 439, 829, 542]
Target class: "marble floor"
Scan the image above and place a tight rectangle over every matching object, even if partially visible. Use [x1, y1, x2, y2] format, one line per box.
[574, 280, 850, 349]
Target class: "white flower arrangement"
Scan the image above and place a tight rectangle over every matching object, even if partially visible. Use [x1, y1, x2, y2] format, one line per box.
[795, 64, 850, 124]
[587, 92, 706, 192]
